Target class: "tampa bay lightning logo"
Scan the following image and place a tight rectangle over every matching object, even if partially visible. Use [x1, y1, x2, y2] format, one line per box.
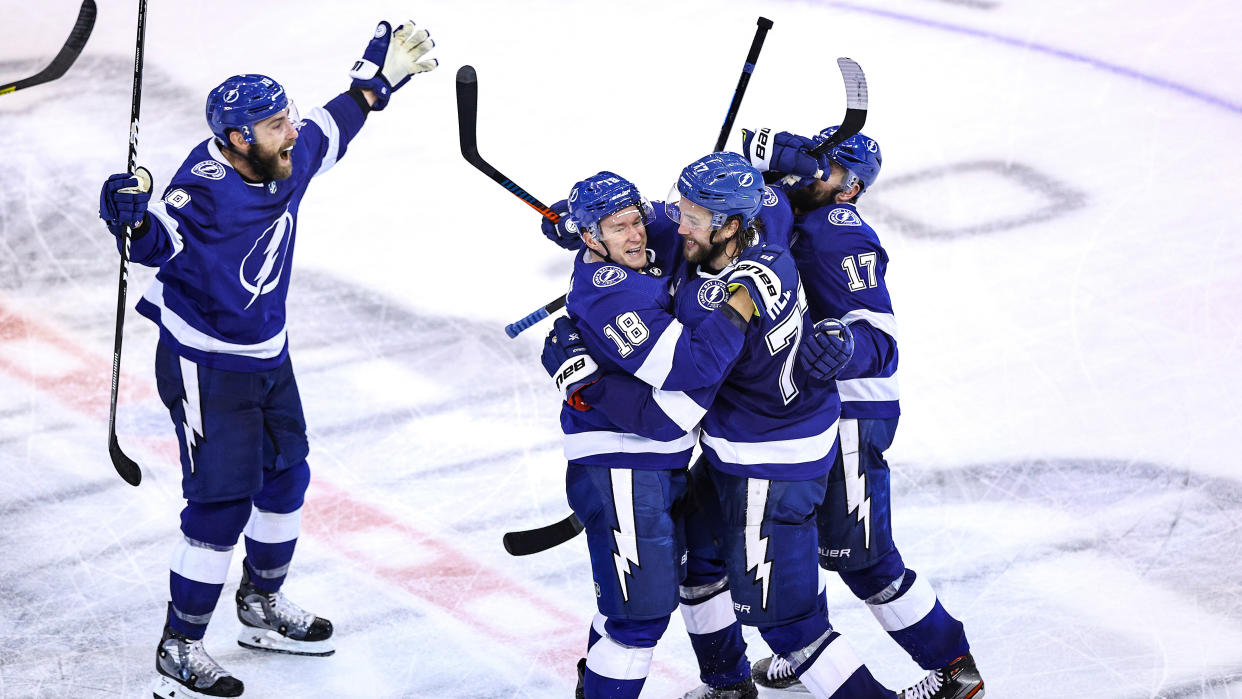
[828, 208, 862, 227]
[240, 208, 294, 309]
[762, 186, 778, 207]
[739, 172, 754, 187]
[592, 265, 627, 288]
[223, 89, 239, 103]
[697, 279, 729, 310]
[191, 160, 226, 180]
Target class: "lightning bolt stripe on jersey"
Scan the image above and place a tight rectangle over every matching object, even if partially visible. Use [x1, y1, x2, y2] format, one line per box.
[610, 469, 641, 602]
[839, 420, 872, 549]
[179, 356, 204, 474]
[744, 478, 774, 610]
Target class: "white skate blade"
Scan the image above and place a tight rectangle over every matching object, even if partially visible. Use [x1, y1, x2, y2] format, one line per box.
[151, 674, 222, 699]
[237, 627, 335, 657]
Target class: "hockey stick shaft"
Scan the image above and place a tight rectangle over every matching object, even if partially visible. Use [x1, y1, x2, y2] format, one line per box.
[504, 22, 777, 342]
[106, 0, 147, 487]
[808, 57, 869, 157]
[504, 295, 566, 339]
[0, 0, 96, 95]
[713, 16, 774, 152]
[456, 65, 561, 223]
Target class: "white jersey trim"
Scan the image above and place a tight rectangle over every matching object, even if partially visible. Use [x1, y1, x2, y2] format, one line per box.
[142, 279, 288, 359]
[243, 506, 303, 545]
[586, 634, 654, 681]
[701, 418, 839, 466]
[837, 375, 900, 402]
[798, 636, 865, 697]
[170, 536, 234, 585]
[869, 574, 938, 632]
[679, 587, 736, 634]
[564, 429, 698, 460]
[634, 319, 684, 388]
[304, 106, 341, 177]
[841, 309, 898, 340]
[146, 201, 185, 261]
[652, 389, 707, 432]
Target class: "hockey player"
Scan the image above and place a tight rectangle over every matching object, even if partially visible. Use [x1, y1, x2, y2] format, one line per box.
[544, 153, 898, 699]
[736, 126, 985, 698]
[96, 21, 437, 699]
[543, 170, 764, 699]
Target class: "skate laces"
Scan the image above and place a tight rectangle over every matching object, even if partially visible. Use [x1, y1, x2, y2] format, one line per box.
[902, 669, 945, 699]
[767, 655, 796, 680]
[267, 591, 314, 633]
[173, 638, 229, 683]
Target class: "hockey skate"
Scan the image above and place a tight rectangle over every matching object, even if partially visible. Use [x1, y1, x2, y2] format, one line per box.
[575, 657, 586, 699]
[152, 622, 244, 698]
[899, 654, 984, 699]
[750, 655, 808, 692]
[680, 677, 759, 699]
[235, 567, 334, 656]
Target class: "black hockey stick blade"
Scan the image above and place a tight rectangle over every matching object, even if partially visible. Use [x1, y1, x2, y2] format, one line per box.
[503, 513, 583, 556]
[109, 432, 142, 486]
[455, 64, 561, 223]
[809, 57, 869, 157]
[0, 0, 97, 95]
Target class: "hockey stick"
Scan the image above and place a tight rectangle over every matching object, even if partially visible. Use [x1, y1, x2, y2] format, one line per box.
[502, 17, 778, 342]
[0, 0, 97, 96]
[501, 59, 871, 557]
[106, 0, 148, 487]
[456, 65, 562, 223]
[807, 57, 868, 157]
[505, 295, 565, 339]
[502, 513, 583, 556]
[714, 16, 774, 152]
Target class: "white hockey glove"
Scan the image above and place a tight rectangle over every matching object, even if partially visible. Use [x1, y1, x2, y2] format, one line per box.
[349, 20, 438, 111]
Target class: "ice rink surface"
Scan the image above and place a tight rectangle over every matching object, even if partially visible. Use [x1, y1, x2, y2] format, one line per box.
[2, 0, 1241, 696]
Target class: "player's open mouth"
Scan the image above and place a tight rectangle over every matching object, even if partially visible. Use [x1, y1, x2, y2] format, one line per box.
[279, 145, 293, 161]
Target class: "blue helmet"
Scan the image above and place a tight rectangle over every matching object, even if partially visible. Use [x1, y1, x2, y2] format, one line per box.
[667, 152, 765, 230]
[815, 127, 881, 192]
[206, 74, 290, 146]
[567, 171, 653, 239]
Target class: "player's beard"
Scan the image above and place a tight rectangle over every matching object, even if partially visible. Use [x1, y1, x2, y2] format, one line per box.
[787, 183, 841, 212]
[683, 231, 731, 269]
[244, 140, 294, 182]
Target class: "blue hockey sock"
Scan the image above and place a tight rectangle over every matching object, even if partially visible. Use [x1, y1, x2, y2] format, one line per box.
[866, 570, 969, 670]
[679, 586, 749, 687]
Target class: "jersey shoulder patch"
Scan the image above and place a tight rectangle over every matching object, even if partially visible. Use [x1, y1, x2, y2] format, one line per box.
[762, 186, 779, 207]
[696, 279, 730, 310]
[592, 265, 628, 288]
[190, 160, 227, 181]
[827, 207, 862, 227]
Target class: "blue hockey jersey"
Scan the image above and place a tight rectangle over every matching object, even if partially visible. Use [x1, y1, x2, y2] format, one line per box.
[128, 92, 368, 372]
[788, 201, 899, 419]
[672, 241, 841, 481]
[560, 233, 745, 470]
[578, 187, 839, 479]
